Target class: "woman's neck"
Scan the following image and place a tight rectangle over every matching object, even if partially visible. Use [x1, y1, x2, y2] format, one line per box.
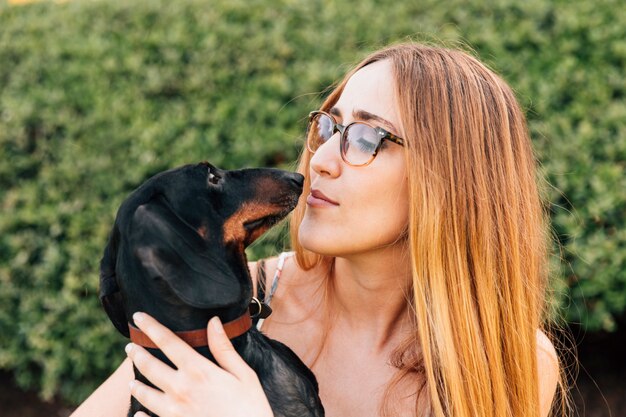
[330, 243, 412, 351]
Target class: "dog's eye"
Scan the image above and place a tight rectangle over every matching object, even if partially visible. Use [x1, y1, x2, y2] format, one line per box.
[208, 168, 222, 185]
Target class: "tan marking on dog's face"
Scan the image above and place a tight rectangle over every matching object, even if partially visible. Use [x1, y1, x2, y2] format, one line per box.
[222, 202, 278, 244]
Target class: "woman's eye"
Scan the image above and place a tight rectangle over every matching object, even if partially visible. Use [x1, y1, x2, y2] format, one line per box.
[355, 138, 377, 153]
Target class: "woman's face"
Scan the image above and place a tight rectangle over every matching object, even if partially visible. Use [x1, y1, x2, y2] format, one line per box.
[298, 60, 409, 257]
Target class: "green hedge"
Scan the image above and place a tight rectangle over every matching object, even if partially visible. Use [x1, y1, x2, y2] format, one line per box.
[0, 0, 624, 404]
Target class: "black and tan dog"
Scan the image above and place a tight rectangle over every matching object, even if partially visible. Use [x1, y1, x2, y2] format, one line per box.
[99, 162, 324, 417]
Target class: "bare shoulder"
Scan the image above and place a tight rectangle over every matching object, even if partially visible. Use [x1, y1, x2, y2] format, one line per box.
[536, 329, 559, 417]
[536, 329, 558, 361]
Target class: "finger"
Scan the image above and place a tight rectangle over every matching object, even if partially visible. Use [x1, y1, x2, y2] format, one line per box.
[132, 312, 203, 370]
[207, 317, 255, 380]
[129, 379, 171, 417]
[125, 343, 178, 394]
[134, 413, 150, 417]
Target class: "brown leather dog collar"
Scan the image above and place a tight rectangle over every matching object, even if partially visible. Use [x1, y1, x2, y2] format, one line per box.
[128, 314, 252, 349]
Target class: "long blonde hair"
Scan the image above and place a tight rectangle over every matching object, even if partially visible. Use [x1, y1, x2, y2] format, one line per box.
[289, 43, 563, 417]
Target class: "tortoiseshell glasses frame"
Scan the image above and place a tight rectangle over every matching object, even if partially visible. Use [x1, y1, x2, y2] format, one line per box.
[306, 110, 405, 167]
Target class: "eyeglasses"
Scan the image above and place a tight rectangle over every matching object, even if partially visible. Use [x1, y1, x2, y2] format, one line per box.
[306, 110, 404, 166]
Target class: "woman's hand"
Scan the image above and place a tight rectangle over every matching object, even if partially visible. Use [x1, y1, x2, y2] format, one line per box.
[125, 312, 273, 417]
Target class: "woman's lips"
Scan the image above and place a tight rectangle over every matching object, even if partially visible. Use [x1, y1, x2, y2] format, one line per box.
[307, 189, 339, 207]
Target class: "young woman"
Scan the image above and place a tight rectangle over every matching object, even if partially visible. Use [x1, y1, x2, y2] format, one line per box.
[72, 43, 562, 417]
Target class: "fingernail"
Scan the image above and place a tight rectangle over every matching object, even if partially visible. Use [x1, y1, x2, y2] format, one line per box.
[210, 317, 224, 334]
[133, 312, 145, 323]
[125, 343, 133, 355]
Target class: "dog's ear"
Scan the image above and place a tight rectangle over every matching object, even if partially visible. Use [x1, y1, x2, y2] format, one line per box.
[130, 196, 242, 309]
[99, 226, 130, 337]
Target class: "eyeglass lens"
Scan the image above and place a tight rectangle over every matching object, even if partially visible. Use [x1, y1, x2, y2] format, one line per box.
[309, 113, 381, 165]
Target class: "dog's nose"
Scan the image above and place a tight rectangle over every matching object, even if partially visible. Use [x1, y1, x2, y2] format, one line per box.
[288, 173, 304, 189]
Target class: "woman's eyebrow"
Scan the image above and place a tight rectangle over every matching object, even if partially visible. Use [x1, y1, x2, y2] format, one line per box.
[353, 109, 398, 133]
[329, 107, 399, 133]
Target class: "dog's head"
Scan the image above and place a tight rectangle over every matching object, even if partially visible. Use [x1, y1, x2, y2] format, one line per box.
[99, 162, 303, 336]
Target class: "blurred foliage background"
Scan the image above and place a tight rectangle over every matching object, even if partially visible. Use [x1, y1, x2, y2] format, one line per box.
[0, 0, 624, 406]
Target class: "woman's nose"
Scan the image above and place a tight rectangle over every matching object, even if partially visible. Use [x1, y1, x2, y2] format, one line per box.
[310, 132, 342, 178]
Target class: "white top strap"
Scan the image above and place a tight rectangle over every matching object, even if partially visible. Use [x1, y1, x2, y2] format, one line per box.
[256, 251, 294, 331]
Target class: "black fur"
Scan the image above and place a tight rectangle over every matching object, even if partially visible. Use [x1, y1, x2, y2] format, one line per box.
[99, 162, 324, 417]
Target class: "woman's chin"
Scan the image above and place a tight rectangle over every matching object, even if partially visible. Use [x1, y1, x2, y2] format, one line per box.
[298, 220, 342, 256]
